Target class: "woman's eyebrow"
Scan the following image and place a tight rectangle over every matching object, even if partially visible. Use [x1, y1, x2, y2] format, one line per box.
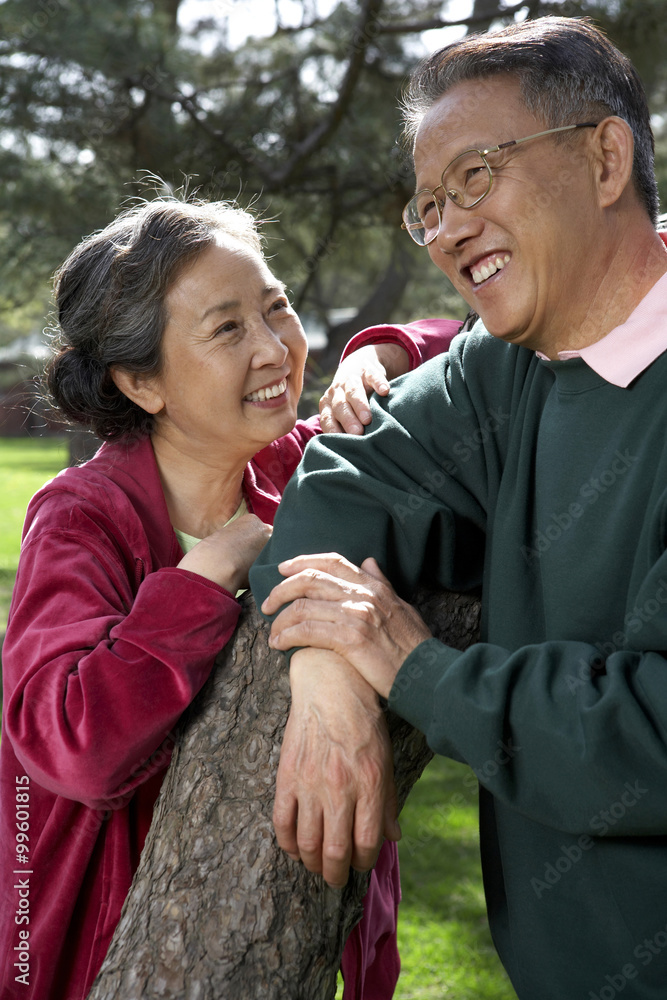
[198, 283, 288, 324]
[200, 299, 240, 322]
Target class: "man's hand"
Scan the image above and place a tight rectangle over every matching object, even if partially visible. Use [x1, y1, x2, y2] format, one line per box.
[262, 553, 432, 698]
[274, 647, 401, 888]
[319, 344, 410, 435]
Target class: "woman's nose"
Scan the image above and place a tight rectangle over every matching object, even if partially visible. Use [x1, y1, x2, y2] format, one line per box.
[251, 323, 290, 367]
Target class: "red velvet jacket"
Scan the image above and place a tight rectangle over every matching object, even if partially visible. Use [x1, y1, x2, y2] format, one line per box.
[0, 320, 460, 1000]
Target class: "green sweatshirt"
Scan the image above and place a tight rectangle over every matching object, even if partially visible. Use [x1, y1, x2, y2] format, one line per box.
[250, 326, 667, 1000]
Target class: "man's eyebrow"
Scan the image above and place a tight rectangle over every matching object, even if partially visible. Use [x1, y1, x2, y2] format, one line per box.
[199, 285, 287, 323]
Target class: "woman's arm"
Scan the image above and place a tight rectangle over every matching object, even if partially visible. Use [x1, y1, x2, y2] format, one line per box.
[320, 319, 462, 433]
[3, 500, 269, 810]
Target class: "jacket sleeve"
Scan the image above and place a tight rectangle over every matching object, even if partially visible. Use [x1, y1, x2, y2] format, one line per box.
[3, 496, 240, 810]
[340, 318, 463, 370]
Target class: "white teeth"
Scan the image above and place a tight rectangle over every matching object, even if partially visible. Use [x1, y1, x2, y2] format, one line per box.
[244, 378, 287, 402]
[472, 254, 510, 285]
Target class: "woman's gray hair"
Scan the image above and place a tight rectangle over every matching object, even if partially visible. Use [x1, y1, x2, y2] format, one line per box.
[45, 198, 263, 439]
[402, 16, 659, 222]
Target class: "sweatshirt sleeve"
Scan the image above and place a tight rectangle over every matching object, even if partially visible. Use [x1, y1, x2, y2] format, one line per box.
[252, 331, 667, 840]
[3, 497, 240, 809]
[251, 333, 518, 607]
[340, 318, 463, 370]
[389, 601, 667, 838]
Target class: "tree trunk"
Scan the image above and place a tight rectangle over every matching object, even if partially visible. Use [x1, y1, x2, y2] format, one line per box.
[87, 589, 480, 1000]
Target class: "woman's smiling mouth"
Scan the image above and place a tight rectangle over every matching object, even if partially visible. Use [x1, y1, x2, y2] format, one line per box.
[243, 377, 288, 403]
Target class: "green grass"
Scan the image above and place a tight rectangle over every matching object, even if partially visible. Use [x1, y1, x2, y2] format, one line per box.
[0, 436, 515, 998]
[0, 436, 68, 628]
[393, 756, 515, 999]
[333, 757, 515, 1000]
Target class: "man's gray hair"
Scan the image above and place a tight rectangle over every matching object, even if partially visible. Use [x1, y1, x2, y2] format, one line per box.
[402, 17, 659, 222]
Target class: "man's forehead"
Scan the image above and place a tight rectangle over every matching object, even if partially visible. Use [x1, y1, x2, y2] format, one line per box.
[413, 76, 533, 172]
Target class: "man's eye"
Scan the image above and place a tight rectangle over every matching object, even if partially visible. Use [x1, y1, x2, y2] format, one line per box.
[270, 298, 290, 313]
[215, 321, 238, 335]
[419, 200, 439, 225]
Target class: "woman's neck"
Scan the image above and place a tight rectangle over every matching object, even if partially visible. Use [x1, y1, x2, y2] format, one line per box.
[150, 432, 247, 539]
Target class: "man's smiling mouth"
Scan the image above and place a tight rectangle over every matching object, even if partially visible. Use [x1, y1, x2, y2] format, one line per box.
[470, 253, 511, 285]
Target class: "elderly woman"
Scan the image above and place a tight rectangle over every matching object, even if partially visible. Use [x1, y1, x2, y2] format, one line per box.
[0, 198, 459, 1000]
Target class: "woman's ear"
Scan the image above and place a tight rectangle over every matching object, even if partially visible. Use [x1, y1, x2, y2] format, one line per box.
[592, 116, 635, 210]
[110, 366, 165, 415]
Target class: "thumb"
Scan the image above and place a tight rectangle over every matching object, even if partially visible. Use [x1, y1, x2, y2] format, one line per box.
[360, 556, 391, 584]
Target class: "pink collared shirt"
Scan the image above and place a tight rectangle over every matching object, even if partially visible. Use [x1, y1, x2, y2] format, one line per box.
[537, 231, 667, 387]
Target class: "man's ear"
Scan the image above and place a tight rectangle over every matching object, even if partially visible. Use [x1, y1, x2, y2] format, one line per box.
[592, 116, 635, 210]
[110, 366, 165, 415]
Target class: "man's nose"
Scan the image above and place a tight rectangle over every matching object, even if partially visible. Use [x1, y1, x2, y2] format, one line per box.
[433, 199, 485, 255]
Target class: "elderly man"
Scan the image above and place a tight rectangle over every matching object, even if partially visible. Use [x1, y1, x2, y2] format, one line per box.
[250, 16, 667, 999]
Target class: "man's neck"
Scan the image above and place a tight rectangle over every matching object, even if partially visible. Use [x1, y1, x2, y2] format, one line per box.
[537, 223, 667, 359]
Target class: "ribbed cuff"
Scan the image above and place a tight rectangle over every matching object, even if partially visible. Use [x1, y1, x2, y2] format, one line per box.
[388, 638, 462, 734]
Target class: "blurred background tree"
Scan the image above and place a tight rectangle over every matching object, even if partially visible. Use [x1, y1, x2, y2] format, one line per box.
[0, 0, 666, 370]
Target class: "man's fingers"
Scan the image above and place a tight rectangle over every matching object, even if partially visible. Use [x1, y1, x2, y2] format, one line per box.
[262, 554, 369, 615]
[272, 787, 301, 860]
[277, 552, 365, 580]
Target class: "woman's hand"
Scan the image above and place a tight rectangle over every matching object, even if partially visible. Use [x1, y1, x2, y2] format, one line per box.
[274, 646, 400, 888]
[178, 513, 272, 594]
[319, 344, 410, 434]
[262, 552, 432, 698]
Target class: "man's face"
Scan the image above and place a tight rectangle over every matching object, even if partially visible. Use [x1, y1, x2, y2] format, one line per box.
[413, 75, 601, 353]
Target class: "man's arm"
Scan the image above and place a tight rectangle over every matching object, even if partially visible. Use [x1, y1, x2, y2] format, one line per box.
[251, 342, 498, 884]
[273, 647, 400, 888]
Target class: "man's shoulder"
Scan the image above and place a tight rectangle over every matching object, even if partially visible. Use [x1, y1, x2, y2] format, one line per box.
[402, 320, 534, 390]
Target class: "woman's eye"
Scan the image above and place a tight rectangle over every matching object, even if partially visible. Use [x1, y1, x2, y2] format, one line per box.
[215, 321, 238, 336]
[270, 298, 290, 313]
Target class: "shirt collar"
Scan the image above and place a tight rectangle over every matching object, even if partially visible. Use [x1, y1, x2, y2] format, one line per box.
[536, 231, 667, 387]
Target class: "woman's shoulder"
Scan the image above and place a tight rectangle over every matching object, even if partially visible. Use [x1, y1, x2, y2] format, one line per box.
[22, 435, 165, 553]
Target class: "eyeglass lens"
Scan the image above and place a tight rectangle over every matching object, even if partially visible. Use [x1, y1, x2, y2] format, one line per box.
[405, 150, 491, 245]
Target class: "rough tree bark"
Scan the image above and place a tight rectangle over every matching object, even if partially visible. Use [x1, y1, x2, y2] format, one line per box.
[88, 589, 481, 1000]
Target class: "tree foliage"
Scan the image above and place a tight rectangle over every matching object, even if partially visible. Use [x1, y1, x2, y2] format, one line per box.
[0, 0, 666, 355]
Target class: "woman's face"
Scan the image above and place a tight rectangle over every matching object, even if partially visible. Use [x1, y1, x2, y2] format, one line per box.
[147, 238, 308, 464]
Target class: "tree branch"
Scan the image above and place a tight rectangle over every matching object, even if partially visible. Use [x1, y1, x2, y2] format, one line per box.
[272, 0, 385, 185]
[377, 0, 528, 34]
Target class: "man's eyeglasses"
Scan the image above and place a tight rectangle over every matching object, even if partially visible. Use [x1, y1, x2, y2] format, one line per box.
[401, 122, 599, 246]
